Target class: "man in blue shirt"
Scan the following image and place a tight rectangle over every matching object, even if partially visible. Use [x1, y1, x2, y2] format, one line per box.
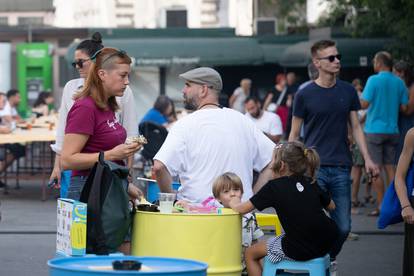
[361, 51, 408, 216]
[289, 40, 379, 273]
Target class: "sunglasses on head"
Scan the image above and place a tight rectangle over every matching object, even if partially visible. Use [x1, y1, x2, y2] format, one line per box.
[317, 54, 342, 62]
[71, 59, 90, 69]
[90, 49, 127, 64]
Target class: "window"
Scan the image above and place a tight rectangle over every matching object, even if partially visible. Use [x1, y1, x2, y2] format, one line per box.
[0, 17, 8, 26]
[256, 18, 276, 35]
[18, 17, 44, 26]
[58, 39, 74, 48]
[116, 3, 133, 8]
[166, 10, 187, 28]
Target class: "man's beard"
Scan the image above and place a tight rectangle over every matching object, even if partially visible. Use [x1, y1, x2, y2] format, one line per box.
[251, 109, 261, 118]
[184, 97, 198, 110]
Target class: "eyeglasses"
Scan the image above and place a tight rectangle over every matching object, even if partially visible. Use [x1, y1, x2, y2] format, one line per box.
[317, 54, 342, 62]
[71, 59, 90, 69]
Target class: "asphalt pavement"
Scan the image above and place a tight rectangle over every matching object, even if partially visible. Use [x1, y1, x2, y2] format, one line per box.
[0, 179, 405, 276]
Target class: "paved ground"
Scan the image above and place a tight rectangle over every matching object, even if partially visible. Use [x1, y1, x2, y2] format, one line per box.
[0, 179, 405, 276]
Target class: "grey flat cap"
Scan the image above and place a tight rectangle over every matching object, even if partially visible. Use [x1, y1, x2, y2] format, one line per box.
[179, 67, 223, 91]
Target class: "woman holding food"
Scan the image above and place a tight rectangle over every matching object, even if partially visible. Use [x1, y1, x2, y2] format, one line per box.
[49, 32, 138, 196]
[61, 47, 142, 200]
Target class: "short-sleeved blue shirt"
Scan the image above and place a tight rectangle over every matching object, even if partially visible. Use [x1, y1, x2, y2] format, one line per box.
[140, 108, 168, 125]
[293, 80, 360, 166]
[361, 71, 408, 134]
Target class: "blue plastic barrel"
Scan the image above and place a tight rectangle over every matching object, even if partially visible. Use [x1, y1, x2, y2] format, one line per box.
[48, 256, 207, 276]
[147, 182, 180, 203]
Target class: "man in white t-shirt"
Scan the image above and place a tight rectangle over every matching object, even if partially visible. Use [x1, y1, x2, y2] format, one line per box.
[0, 89, 22, 123]
[229, 78, 251, 113]
[0, 91, 26, 187]
[0, 93, 11, 134]
[244, 97, 283, 143]
[152, 67, 275, 202]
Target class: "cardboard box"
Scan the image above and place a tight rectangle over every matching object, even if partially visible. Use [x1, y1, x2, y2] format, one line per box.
[56, 198, 87, 256]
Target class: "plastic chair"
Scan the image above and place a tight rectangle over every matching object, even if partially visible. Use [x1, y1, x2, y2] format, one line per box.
[256, 213, 283, 236]
[138, 121, 168, 160]
[262, 254, 330, 276]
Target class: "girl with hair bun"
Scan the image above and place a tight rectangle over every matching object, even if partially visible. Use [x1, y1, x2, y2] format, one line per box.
[76, 32, 103, 58]
[49, 32, 138, 198]
[229, 141, 338, 276]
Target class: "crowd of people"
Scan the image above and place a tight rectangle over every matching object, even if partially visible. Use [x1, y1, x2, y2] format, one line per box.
[225, 40, 413, 275]
[229, 47, 414, 220]
[1, 33, 413, 275]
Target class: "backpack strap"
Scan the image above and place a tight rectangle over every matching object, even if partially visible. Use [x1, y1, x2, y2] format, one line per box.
[274, 86, 288, 110]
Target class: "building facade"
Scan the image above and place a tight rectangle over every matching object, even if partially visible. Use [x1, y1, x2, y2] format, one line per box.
[54, 0, 136, 28]
[0, 0, 54, 27]
[133, 0, 254, 36]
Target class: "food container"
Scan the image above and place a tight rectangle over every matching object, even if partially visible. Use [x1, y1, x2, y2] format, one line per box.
[136, 204, 159, 212]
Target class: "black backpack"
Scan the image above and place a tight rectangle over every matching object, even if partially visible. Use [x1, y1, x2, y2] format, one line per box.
[80, 152, 132, 254]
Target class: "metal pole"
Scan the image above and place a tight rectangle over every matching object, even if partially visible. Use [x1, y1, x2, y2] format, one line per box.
[253, 0, 258, 34]
[27, 24, 32, 43]
[159, 66, 166, 95]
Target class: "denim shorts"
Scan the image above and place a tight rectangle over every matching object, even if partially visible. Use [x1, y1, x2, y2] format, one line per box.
[366, 133, 399, 165]
[67, 175, 87, 201]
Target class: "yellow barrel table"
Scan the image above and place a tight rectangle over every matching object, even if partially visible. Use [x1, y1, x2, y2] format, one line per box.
[131, 209, 242, 276]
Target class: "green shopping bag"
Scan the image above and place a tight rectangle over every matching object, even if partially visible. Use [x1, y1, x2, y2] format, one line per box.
[80, 152, 132, 254]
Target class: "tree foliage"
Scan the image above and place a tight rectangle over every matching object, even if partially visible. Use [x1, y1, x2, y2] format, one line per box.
[318, 0, 414, 62]
[258, 0, 307, 33]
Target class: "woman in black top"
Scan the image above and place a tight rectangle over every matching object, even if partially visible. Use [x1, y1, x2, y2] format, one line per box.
[229, 141, 338, 276]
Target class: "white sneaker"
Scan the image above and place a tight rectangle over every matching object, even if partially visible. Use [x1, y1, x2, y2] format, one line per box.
[347, 232, 359, 241]
[330, 260, 338, 276]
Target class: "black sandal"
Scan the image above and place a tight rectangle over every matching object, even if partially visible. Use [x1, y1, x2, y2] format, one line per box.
[364, 195, 375, 204]
[352, 201, 365, 208]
